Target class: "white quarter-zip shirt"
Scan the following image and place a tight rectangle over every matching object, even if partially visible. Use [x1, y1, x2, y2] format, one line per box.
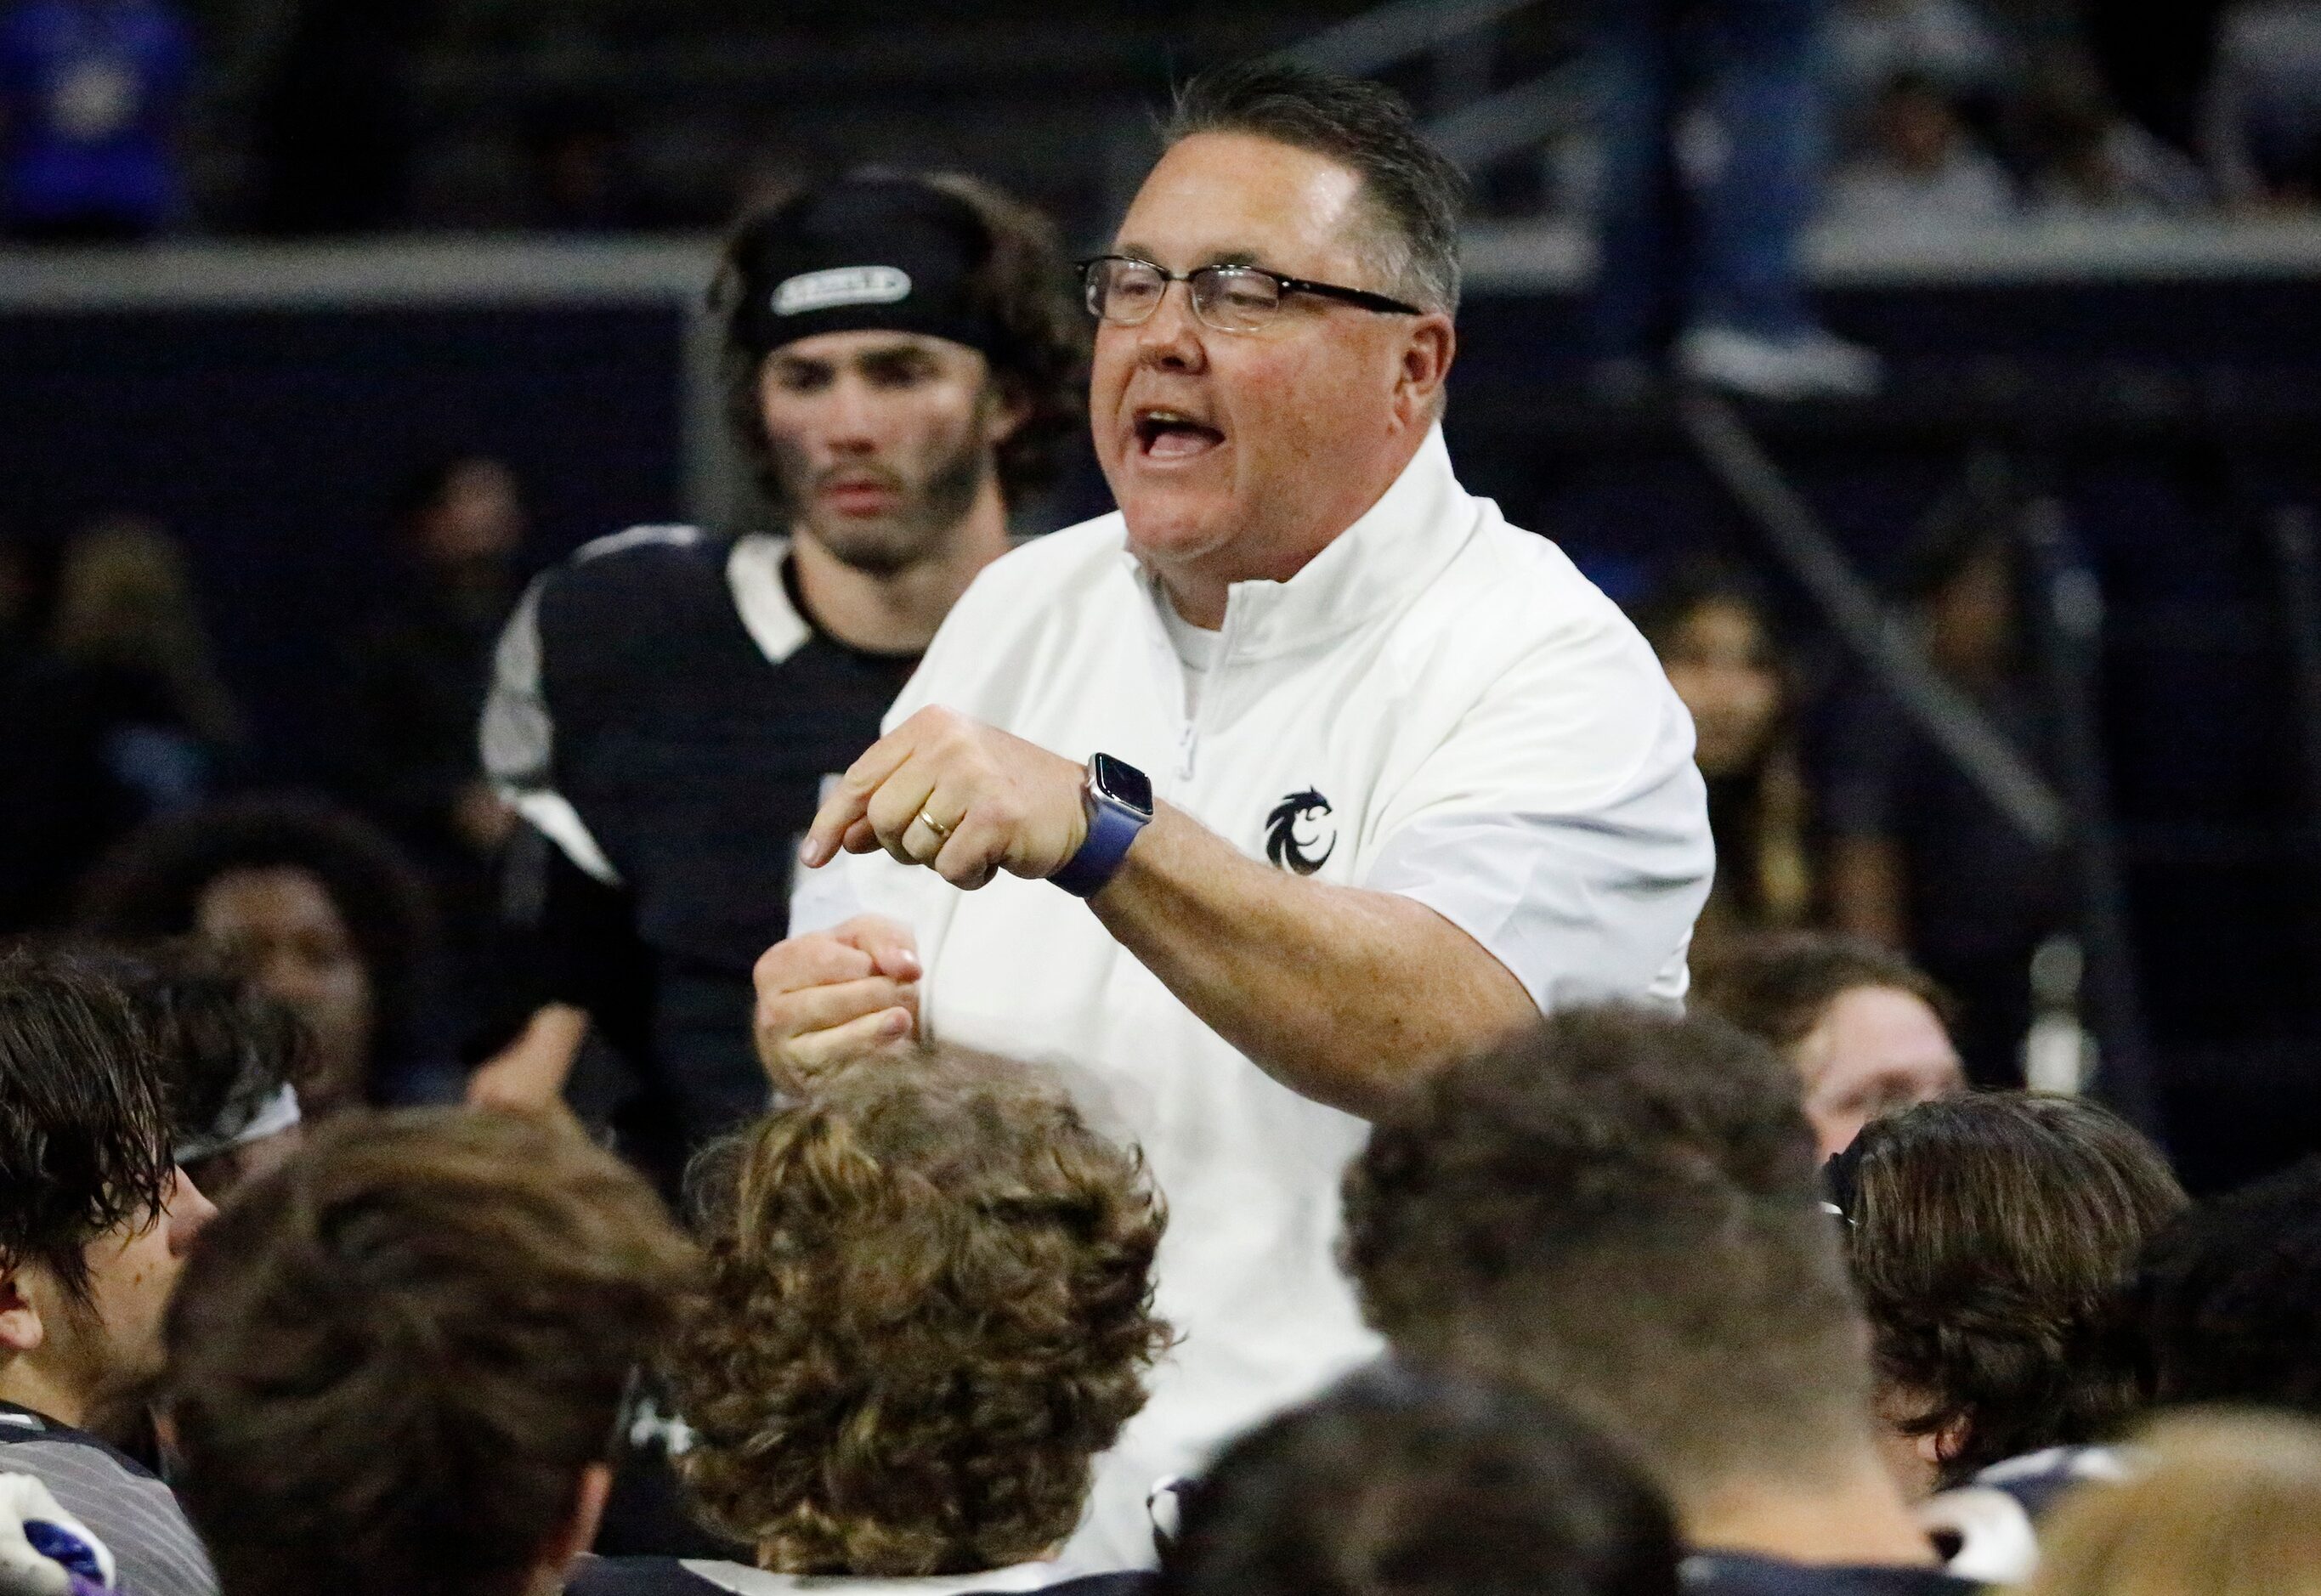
[792, 426, 1713, 1568]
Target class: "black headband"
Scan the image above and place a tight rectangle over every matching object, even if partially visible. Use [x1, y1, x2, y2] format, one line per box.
[726, 178, 1010, 361]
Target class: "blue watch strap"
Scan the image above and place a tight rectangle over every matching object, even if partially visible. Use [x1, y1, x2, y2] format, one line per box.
[1051, 790, 1149, 898]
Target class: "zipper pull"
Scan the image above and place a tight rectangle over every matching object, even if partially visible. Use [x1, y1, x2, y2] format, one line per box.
[1178, 720, 1197, 782]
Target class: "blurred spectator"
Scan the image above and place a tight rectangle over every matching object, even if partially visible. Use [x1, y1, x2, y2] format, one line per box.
[1831, 1092, 2184, 1499]
[1586, 0, 1882, 400]
[0, 0, 191, 241]
[2017, 62, 2208, 216]
[248, 0, 418, 234]
[0, 517, 240, 931]
[2203, 2, 2321, 207]
[76, 794, 454, 1116]
[1159, 1366, 1682, 1596]
[1826, 72, 2014, 233]
[1693, 931, 1964, 1158]
[1344, 1006, 1975, 1593]
[335, 453, 526, 1042]
[161, 1106, 699, 1596]
[611, 1050, 1168, 1593]
[0, 945, 219, 1596]
[1824, 520, 2069, 1086]
[1636, 571, 1811, 959]
[2020, 1411, 2321, 1596]
[2135, 1155, 2321, 1418]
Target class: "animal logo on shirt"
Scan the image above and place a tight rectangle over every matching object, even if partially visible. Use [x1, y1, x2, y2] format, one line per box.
[1265, 790, 1336, 875]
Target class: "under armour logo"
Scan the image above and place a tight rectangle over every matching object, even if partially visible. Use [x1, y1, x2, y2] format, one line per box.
[1265, 790, 1336, 875]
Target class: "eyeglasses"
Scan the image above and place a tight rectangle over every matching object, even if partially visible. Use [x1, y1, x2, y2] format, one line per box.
[1077, 254, 1424, 334]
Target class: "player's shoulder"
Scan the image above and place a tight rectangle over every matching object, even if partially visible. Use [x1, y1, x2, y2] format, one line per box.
[565, 524, 721, 574]
[535, 524, 732, 610]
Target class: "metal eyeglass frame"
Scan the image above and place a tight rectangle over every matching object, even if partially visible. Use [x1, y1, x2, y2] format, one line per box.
[1077, 254, 1424, 332]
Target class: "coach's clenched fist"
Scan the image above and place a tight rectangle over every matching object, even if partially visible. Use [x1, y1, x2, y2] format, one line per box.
[797, 706, 1090, 891]
[751, 914, 924, 1080]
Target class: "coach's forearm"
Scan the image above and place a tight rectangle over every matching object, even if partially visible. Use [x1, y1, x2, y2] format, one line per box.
[1090, 803, 1538, 1119]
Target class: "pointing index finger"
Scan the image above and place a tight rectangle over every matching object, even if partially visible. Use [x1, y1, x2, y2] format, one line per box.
[801, 726, 919, 868]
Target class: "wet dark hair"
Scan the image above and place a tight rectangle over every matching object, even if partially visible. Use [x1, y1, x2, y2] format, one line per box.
[2136, 1157, 2321, 1418]
[715, 172, 1087, 517]
[1165, 60, 1468, 314]
[1841, 1091, 2186, 1486]
[76, 794, 437, 1093]
[1163, 1363, 1682, 1596]
[0, 943, 174, 1304]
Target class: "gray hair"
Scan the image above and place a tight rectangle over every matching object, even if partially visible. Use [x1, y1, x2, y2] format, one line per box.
[1164, 60, 1468, 317]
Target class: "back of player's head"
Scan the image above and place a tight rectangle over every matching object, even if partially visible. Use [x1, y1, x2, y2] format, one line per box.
[2023, 1410, 2321, 1596]
[1161, 1363, 1681, 1596]
[0, 943, 173, 1307]
[1837, 1091, 2184, 1483]
[716, 171, 1086, 509]
[162, 1106, 698, 1596]
[2136, 1157, 2321, 1416]
[669, 1046, 1169, 1576]
[1343, 1004, 1870, 1505]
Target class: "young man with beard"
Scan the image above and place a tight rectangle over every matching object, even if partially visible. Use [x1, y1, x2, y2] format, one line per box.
[471, 173, 1084, 1185]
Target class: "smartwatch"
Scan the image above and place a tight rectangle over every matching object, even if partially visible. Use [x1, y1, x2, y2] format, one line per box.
[1050, 753, 1154, 899]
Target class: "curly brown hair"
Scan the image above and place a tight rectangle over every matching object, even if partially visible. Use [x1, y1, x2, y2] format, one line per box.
[668, 1048, 1169, 1576]
[1840, 1091, 2185, 1486]
[715, 172, 1087, 518]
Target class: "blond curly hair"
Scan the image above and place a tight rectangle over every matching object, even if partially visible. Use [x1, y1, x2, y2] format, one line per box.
[669, 1048, 1169, 1575]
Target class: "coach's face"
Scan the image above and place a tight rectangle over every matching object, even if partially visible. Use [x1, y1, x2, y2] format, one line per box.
[1094, 133, 1454, 602]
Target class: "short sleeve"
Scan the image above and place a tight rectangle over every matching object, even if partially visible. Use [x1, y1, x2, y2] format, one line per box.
[1361, 604, 1713, 1010]
[478, 572, 623, 886]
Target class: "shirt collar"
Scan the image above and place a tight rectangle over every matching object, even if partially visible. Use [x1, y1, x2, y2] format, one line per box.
[1122, 422, 1476, 660]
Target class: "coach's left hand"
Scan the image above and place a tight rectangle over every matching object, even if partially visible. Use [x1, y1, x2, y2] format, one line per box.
[800, 707, 1090, 891]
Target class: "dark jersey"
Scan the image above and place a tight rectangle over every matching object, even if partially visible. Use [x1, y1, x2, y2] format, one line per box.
[484, 528, 919, 1158]
[1681, 1553, 1982, 1596]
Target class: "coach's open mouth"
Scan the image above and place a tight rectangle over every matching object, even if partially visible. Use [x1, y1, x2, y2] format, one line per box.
[1134, 407, 1226, 461]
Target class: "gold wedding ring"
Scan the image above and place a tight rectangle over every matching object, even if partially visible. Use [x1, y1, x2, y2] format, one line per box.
[915, 809, 954, 842]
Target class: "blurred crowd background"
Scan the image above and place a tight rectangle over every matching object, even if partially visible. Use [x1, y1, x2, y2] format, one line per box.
[4, 0, 2320, 1196]
[3, 0, 2318, 241]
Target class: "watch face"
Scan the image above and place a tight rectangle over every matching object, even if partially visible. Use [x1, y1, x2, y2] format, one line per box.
[1090, 753, 1154, 817]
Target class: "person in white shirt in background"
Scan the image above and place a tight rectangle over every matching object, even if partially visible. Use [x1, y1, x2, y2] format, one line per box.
[752, 59, 1713, 1569]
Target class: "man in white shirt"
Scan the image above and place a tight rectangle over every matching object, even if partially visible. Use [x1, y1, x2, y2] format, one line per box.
[754, 60, 1714, 1566]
